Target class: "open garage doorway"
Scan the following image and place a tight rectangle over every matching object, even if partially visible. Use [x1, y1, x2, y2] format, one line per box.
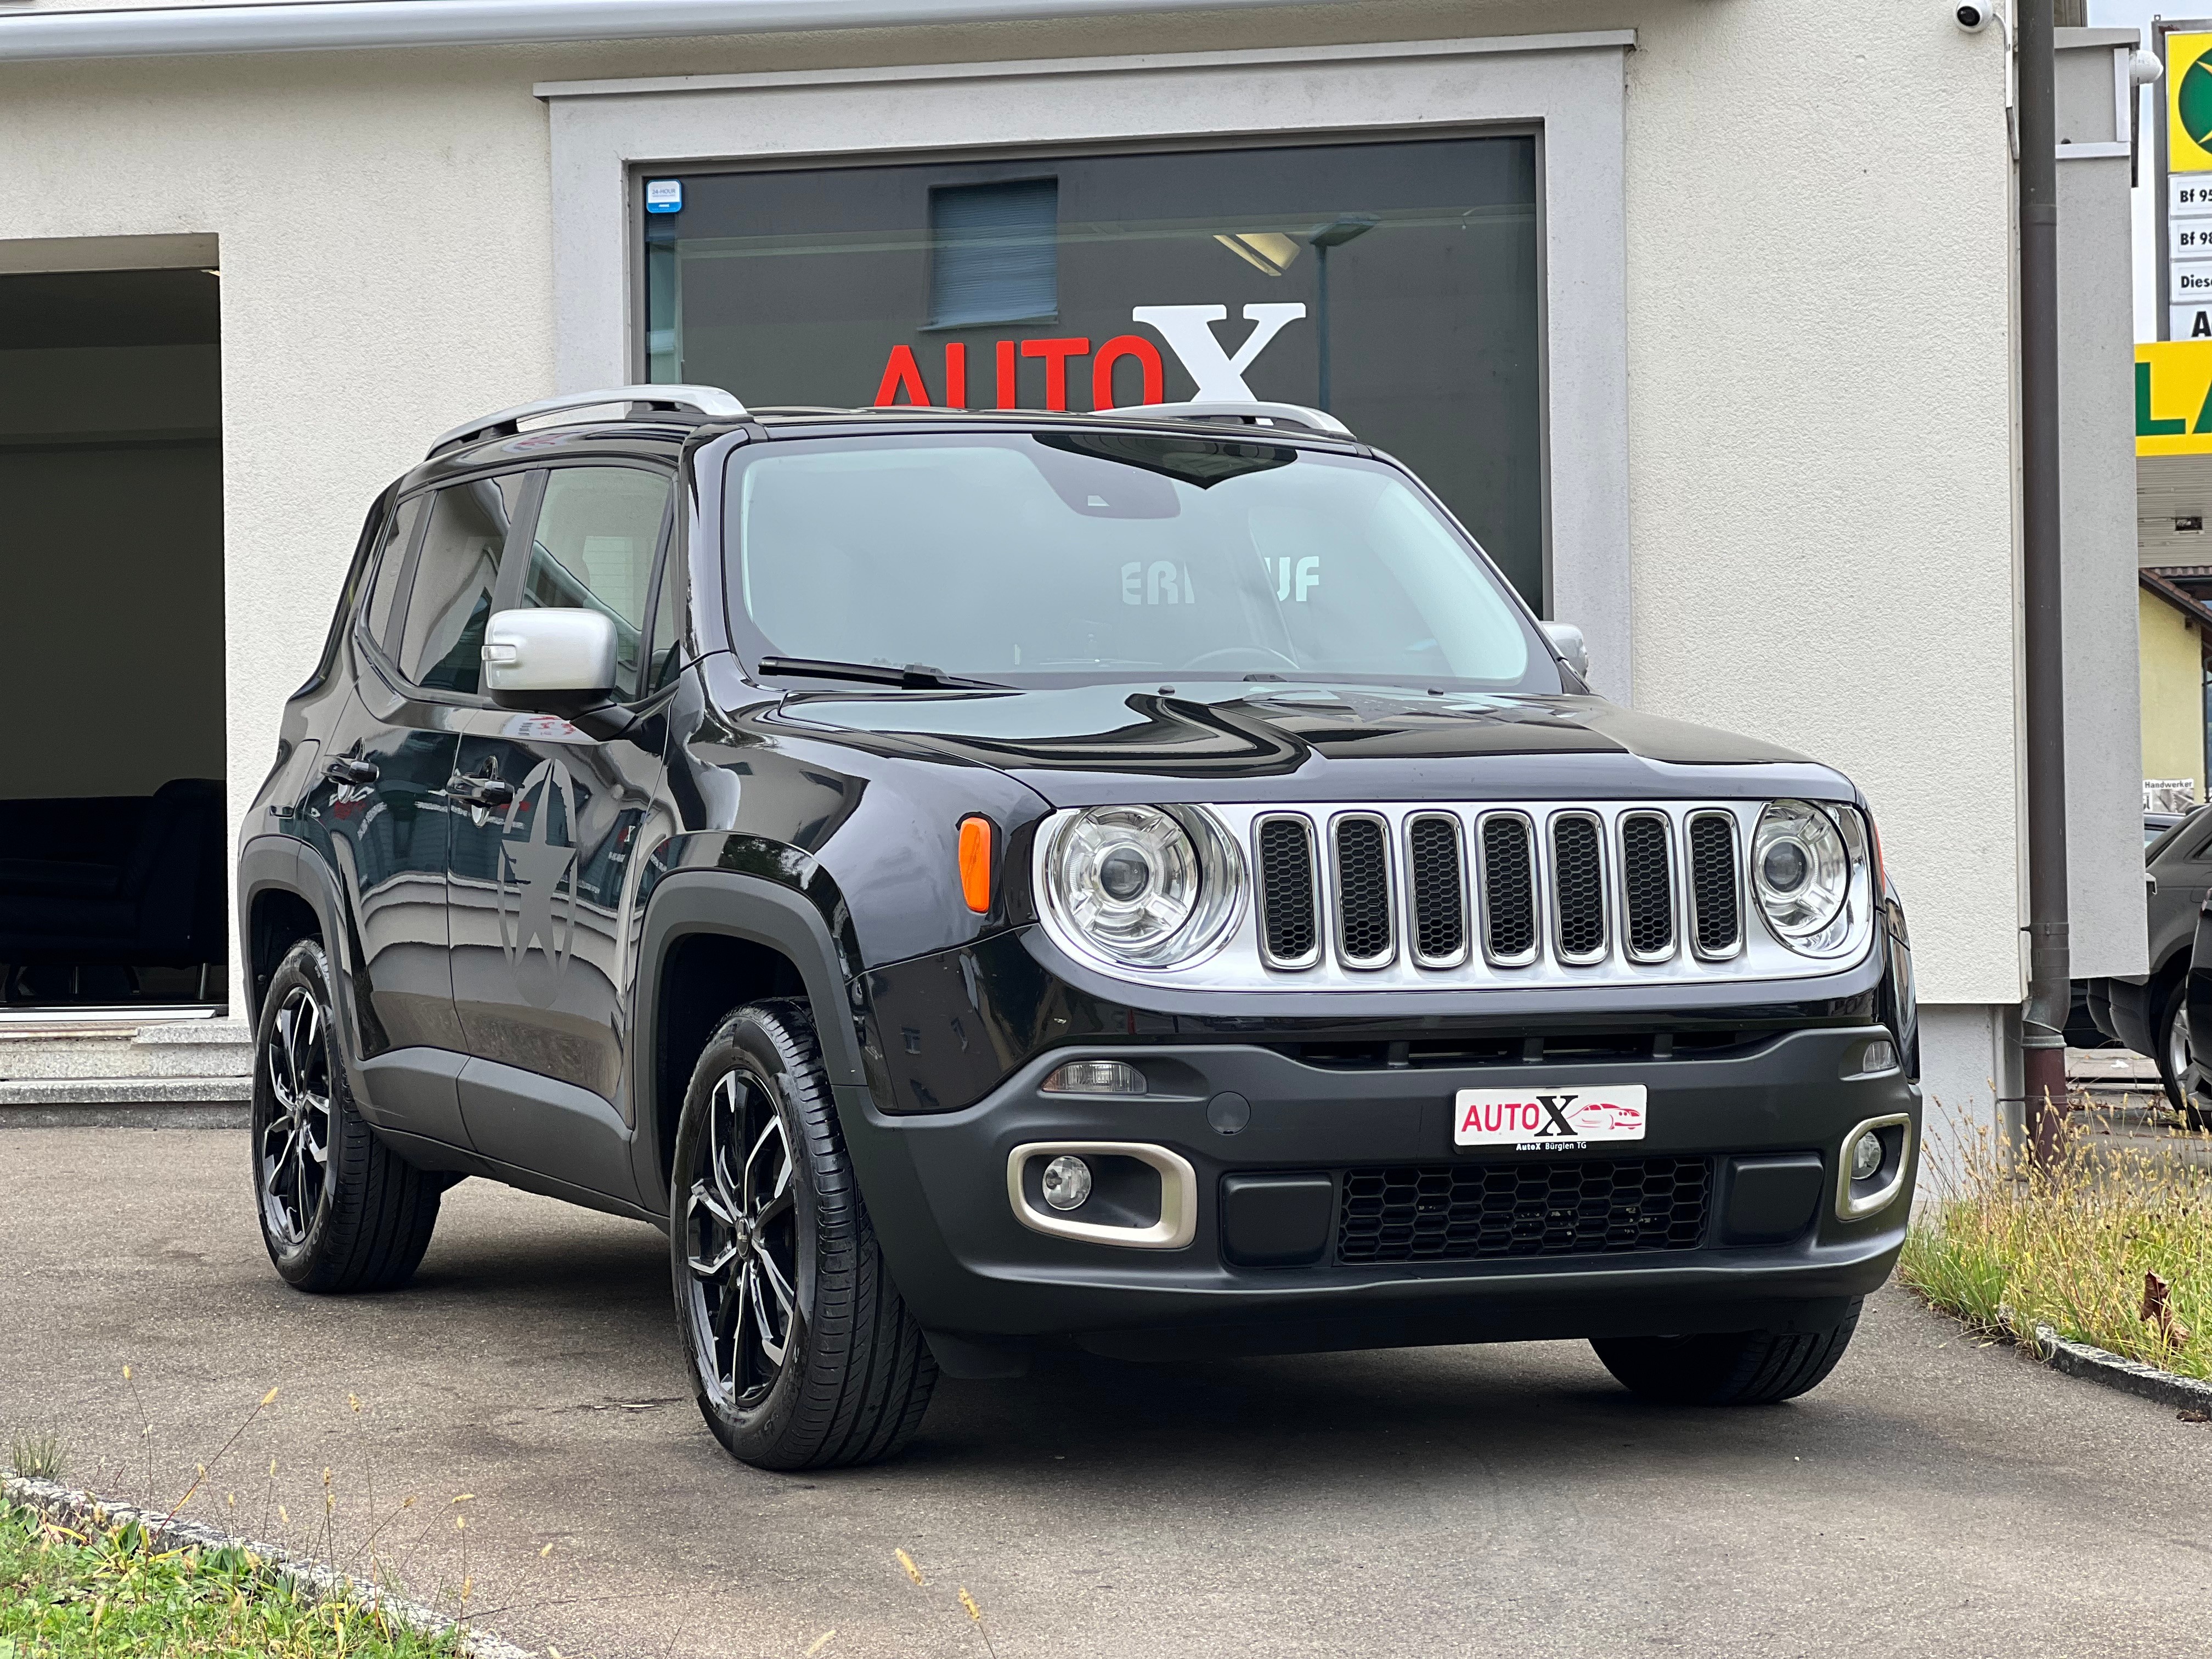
[0, 263, 228, 1014]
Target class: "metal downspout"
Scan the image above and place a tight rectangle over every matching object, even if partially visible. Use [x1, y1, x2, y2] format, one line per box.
[2018, 0, 2070, 1166]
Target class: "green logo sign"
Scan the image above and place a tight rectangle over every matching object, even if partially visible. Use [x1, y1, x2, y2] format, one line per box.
[2182, 55, 2212, 151]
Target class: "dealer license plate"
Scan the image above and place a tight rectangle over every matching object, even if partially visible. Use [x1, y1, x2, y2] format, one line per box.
[1452, 1085, 1648, 1150]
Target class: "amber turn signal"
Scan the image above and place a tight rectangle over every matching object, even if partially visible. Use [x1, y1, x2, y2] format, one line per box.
[958, 816, 994, 913]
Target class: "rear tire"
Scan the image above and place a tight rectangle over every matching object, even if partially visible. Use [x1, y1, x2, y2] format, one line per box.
[251, 939, 442, 1293]
[671, 1000, 938, 1470]
[2154, 978, 2210, 1128]
[1592, 1299, 1863, 1406]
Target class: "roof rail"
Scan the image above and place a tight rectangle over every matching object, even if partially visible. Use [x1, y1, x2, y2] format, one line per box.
[428, 383, 748, 457]
[1136, 399, 1353, 438]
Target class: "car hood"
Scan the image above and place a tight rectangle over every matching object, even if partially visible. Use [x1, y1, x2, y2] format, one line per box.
[758, 680, 1848, 808]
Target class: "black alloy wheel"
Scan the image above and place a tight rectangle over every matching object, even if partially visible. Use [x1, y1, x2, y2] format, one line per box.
[259, 981, 333, 1249]
[250, 939, 444, 1293]
[672, 1001, 938, 1470]
[684, 1064, 801, 1410]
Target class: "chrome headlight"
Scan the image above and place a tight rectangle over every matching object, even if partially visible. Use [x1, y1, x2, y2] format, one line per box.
[1751, 799, 1866, 955]
[1043, 805, 1243, 967]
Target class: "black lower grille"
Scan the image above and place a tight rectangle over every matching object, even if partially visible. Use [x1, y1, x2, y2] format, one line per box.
[1337, 1155, 1712, 1264]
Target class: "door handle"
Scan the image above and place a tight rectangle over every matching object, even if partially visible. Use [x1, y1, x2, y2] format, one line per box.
[325, 758, 379, 786]
[445, 773, 515, 808]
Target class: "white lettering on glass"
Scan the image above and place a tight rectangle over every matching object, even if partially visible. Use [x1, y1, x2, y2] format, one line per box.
[1261, 557, 1322, 602]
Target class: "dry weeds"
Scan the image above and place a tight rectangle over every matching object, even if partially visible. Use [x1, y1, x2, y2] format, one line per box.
[1901, 1099, 2212, 1380]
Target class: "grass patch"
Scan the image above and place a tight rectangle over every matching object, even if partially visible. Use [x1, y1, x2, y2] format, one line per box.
[7, 1438, 64, 1483]
[1901, 1111, 2212, 1379]
[0, 1502, 458, 1658]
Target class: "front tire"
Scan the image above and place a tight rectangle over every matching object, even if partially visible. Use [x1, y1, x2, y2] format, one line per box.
[672, 1000, 938, 1471]
[251, 939, 442, 1292]
[1591, 1299, 1863, 1406]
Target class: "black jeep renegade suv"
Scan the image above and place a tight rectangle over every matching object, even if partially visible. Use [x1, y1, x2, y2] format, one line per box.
[239, 386, 1921, 1470]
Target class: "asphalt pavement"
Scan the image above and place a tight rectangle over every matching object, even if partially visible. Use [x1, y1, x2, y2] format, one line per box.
[5, 1127, 2210, 1658]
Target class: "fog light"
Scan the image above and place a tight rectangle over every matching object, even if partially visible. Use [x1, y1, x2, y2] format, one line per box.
[1041, 1155, 1093, 1210]
[1850, 1132, 1884, 1181]
[1043, 1060, 1146, 1094]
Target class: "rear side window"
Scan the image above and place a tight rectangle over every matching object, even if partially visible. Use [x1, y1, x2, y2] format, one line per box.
[395, 473, 529, 696]
[518, 465, 672, 699]
[360, 495, 427, 653]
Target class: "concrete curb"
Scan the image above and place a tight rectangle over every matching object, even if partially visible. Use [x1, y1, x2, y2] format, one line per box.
[2, 1475, 535, 1658]
[2012, 1321, 2212, 1415]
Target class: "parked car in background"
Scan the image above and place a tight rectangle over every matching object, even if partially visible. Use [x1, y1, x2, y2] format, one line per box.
[2087, 805, 2212, 1119]
[2144, 811, 2190, 847]
[2180, 878, 2212, 1130]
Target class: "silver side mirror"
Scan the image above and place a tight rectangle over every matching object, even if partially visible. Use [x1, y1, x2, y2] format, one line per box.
[1541, 620, 1589, 679]
[483, 608, 617, 696]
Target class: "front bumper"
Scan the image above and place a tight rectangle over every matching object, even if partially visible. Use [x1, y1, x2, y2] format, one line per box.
[836, 1024, 1920, 1363]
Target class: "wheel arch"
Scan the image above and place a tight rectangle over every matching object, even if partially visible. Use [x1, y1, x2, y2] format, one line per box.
[238, 836, 380, 1061]
[631, 869, 867, 1216]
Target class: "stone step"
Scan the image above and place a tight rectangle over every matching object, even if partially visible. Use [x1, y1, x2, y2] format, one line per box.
[135, 1018, 252, 1076]
[0, 1074, 252, 1105]
[0, 1018, 251, 1081]
[0, 1100, 247, 1129]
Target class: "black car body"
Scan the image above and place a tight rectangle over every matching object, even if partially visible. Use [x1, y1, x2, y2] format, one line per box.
[2086, 805, 2212, 1106]
[238, 390, 1921, 1468]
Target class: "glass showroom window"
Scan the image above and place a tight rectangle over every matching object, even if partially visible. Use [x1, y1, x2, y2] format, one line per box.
[641, 136, 1544, 605]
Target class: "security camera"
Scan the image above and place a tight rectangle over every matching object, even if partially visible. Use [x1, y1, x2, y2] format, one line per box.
[1954, 3, 1995, 31]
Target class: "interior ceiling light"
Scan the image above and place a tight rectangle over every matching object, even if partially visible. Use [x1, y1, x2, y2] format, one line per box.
[1214, 231, 1301, 276]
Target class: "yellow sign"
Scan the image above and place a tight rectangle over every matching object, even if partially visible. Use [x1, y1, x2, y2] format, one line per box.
[2174, 33, 2212, 173]
[2137, 341, 2212, 455]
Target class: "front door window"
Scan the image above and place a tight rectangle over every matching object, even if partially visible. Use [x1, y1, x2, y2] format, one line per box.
[517, 465, 673, 701]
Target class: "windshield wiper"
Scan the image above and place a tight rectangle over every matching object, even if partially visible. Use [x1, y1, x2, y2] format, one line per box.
[755, 655, 1003, 691]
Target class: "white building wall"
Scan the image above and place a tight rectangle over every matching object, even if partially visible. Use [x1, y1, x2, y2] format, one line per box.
[1916, 1001, 2022, 1200]
[2055, 32, 2153, 983]
[0, 47, 565, 1015]
[0, 1, 2037, 1076]
[1622, 5, 2019, 1012]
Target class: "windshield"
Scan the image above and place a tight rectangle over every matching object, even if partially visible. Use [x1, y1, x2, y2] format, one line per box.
[720, 431, 1556, 691]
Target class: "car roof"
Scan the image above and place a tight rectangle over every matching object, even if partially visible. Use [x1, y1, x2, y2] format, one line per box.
[409, 400, 1366, 489]
[405, 421, 691, 490]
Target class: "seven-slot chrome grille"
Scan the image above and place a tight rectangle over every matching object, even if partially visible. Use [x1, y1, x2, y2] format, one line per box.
[1032, 799, 1875, 992]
